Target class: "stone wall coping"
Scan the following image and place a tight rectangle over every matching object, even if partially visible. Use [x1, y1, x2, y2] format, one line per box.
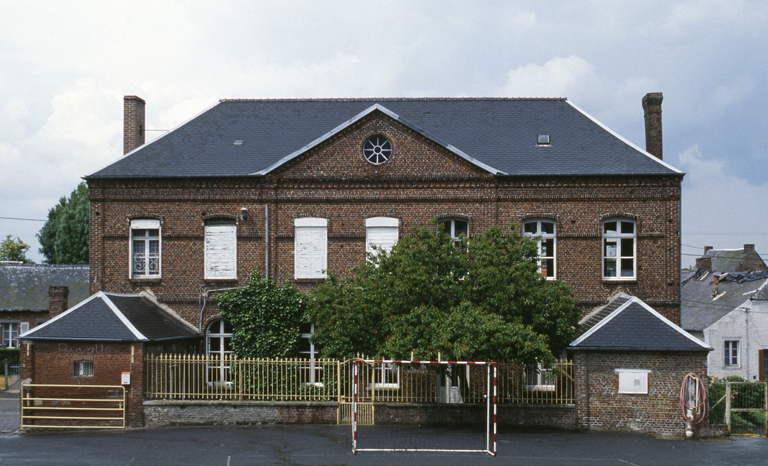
[143, 400, 338, 408]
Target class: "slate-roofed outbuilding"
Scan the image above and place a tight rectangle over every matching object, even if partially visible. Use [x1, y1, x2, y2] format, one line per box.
[22, 291, 200, 342]
[0, 264, 89, 312]
[87, 98, 681, 180]
[569, 295, 711, 352]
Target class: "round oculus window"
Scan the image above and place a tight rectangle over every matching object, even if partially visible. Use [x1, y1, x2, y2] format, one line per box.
[363, 135, 393, 165]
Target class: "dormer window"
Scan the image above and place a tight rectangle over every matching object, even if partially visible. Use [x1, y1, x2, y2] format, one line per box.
[537, 134, 551, 146]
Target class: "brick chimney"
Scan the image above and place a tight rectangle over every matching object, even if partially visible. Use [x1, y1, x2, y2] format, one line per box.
[48, 286, 69, 319]
[642, 92, 663, 160]
[704, 246, 713, 255]
[124, 95, 146, 154]
[696, 257, 712, 272]
[745, 244, 755, 253]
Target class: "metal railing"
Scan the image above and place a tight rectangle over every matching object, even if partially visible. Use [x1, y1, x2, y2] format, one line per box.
[20, 384, 125, 429]
[144, 354, 340, 401]
[726, 381, 767, 436]
[144, 354, 573, 406]
[338, 359, 573, 405]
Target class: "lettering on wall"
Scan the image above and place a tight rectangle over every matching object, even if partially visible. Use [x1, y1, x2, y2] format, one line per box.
[57, 343, 112, 356]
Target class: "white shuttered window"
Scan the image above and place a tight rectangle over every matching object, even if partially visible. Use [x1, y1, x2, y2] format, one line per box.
[295, 218, 327, 279]
[366, 217, 399, 256]
[205, 221, 237, 279]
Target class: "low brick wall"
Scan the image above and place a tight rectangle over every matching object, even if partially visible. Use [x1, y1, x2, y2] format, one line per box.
[143, 401, 338, 427]
[145, 400, 577, 430]
[375, 403, 576, 430]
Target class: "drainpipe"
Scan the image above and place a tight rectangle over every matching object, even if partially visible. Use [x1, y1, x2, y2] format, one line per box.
[198, 285, 239, 333]
[265, 204, 270, 280]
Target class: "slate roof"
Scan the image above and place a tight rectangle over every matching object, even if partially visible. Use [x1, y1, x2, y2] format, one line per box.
[569, 295, 711, 352]
[0, 264, 89, 312]
[21, 292, 200, 342]
[680, 269, 768, 332]
[87, 98, 682, 179]
[701, 246, 766, 273]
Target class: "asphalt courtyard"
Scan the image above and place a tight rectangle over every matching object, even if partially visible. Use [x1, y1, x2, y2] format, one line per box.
[1, 391, 766, 466]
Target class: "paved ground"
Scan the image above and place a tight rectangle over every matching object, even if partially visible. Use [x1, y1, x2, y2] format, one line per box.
[0, 389, 20, 433]
[2, 391, 766, 465]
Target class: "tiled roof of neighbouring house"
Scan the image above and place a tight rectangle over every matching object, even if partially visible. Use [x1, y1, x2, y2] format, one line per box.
[0, 264, 89, 311]
[87, 98, 682, 179]
[569, 295, 711, 352]
[21, 291, 200, 342]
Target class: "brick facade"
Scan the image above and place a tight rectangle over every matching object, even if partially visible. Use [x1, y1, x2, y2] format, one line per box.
[88, 111, 682, 327]
[19, 340, 145, 427]
[573, 351, 708, 436]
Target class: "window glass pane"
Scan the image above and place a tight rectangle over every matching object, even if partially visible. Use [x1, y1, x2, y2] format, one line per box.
[621, 238, 634, 257]
[543, 258, 554, 278]
[620, 221, 635, 234]
[604, 240, 617, 258]
[223, 320, 233, 333]
[542, 239, 553, 258]
[621, 258, 634, 277]
[604, 258, 617, 277]
[541, 222, 554, 235]
[523, 223, 537, 234]
[223, 337, 233, 352]
[604, 221, 617, 234]
[454, 221, 468, 238]
[209, 337, 221, 352]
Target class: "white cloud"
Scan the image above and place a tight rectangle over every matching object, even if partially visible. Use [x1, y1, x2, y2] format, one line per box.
[679, 145, 768, 267]
[498, 56, 600, 99]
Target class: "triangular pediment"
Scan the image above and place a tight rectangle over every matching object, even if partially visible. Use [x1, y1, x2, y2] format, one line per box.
[268, 104, 502, 179]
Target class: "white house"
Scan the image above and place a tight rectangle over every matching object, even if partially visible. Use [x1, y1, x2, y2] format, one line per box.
[704, 281, 768, 381]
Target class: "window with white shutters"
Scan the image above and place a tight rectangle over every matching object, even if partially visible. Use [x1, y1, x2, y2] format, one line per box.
[365, 217, 399, 257]
[205, 220, 237, 280]
[295, 218, 328, 279]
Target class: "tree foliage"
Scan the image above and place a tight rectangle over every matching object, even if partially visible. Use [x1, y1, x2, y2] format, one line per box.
[307, 222, 581, 366]
[217, 272, 307, 359]
[37, 182, 89, 264]
[0, 235, 33, 263]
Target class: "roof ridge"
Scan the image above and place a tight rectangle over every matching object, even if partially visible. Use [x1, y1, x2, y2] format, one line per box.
[218, 97, 567, 103]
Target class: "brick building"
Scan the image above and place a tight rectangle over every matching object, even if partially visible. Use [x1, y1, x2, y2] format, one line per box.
[86, 94, 682, 341]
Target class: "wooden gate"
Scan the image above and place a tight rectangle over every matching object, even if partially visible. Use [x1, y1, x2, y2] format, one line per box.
[21, 383, 126, 430]
[726, 381, 767, 436]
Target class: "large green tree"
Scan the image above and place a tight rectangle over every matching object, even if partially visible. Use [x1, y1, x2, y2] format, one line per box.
[217, 272, 307, 359]
[37, 182, 89, 264]
[307, 222, 581, 367]
[0, 235, 33, 263]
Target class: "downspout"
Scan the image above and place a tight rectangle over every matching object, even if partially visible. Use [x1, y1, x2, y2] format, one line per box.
[265, 204, 269, 280]
[746, 306, 750, 379]
[199, 285, 238, 333]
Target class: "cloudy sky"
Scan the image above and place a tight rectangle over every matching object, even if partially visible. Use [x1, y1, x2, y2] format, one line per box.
[1, 0, 766, 267]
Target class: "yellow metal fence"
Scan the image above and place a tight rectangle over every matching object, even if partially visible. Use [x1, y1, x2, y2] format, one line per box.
[20, 384, 126, 429]
[145, 355, 573, 405]
[144, 354, 340, 401]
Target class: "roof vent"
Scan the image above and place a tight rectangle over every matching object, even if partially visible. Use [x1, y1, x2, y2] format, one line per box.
[537, 134, 550, 145]
[234, 139, 243, 146]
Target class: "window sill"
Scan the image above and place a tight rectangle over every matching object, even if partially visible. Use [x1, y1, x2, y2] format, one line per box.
[204, 278, 239, 284]
[294, 278, 326, 283]
[131, 277, 162, 285]
[602, 278, 637, 284]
